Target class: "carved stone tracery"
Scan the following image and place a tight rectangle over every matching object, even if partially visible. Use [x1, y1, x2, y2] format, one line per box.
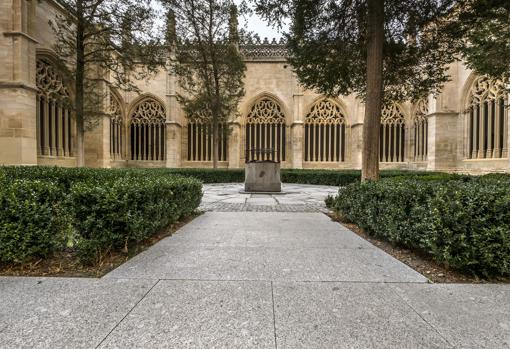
[130, 98, 166, 125]
[413, 98, 429, 161]
[382, 103, 406, 125]
[304, 99, 347, 162]
[35, 57, 73, 157]
[109, 90, 123, 159]
[129, 97, 166, 161]
[469, 76, 506, 106]
[246, 98, 286, 125]
[380, 103, 406, 162]
[305, 99, 346, 125]
[467, 76, 508, 159]
[36, 58, 70, 100]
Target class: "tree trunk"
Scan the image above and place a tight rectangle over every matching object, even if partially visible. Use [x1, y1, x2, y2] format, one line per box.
[362, 0, 384, 182]
[75, 1, 86, 167]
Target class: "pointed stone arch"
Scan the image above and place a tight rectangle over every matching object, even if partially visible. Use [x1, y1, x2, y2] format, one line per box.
[304, 98, 348, 162]
[35, 53, 75, 157]
[465, 75, 508, 159]
[244, 94, 287, 162]
[380, 103, 406, 162]
[108, 88, 125, 160]
[128, 95, 166, 161]
[412, 98, 429, 161]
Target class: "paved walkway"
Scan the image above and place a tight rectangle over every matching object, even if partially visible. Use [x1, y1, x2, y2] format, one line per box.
[199, 183, 338, 212]
[1, 184, 509, 348]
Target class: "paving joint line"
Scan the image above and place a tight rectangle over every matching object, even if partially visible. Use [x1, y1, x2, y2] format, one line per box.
[103, 277, 428, 285]
[94, 279, 161, 348]
[388, 285, 455, 348]
[270, 281, 278, 349]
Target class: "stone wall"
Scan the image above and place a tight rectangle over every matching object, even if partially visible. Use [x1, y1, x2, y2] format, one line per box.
[0, 0, 508, 173]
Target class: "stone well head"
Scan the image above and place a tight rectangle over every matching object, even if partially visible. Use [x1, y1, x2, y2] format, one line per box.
[244, 148, 282, 193]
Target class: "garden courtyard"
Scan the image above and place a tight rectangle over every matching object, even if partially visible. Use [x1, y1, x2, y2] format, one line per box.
[1, 179, 509, 349]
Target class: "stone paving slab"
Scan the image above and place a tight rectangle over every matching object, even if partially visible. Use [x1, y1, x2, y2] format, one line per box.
[1, 184, 508, 348]
[106, 245, 426, 282]
[106, 212, 426, 283]
[98, 280, 275, 349]
[168, 213, 371, 249]
[390, 283, 510, 349]
[170, 212, 356, 234]
[200, 183, 338, 212]
[0, 277, 156, 349]
[272, 282, 451, 349]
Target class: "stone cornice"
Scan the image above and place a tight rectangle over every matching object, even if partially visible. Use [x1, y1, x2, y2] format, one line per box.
[3, 31, 39, 43]
[166, 121, 182, 127]
[0, 81, 38, 92]
[426, 111, 459, 118]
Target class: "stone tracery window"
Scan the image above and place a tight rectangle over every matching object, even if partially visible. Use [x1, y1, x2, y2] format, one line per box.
[245, 97, 286, 162]
[187, 113, 228, 162]
[36, 57, 74, 157]
[109, 90, 123, 160]
[304, 99, 346, 162]
[413, 98, 428, 161]
[380, 103, 406, 162]
[467, 76, 508, 159]
[129, 97, 166, 161]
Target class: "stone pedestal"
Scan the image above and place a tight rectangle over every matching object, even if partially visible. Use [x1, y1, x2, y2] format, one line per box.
[244, 162, 282, 192]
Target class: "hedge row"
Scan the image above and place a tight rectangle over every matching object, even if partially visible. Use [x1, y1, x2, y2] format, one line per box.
[330, 176, 510, 277]
[1, 166, 458, 187]
[0, 168, 202, 264]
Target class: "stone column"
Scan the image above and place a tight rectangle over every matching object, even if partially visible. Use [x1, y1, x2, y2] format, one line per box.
[84, 115, 110, 168]
[291, 122, 303, 169]
[165, 66, 181, 168]
[426, 112, 459, 171]
[350, 123, 364, 169]
[84, 76, 110, 168]
[165, 11, 182, 168]
[165, 61, 182, 168]
[291, 77, 303, 169]
[0, 0, 38, 165]
[228, 121, 241, 168]
[349, 102, 364, 169]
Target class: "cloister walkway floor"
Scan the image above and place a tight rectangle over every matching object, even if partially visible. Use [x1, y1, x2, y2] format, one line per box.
[1, 184, 509, 348]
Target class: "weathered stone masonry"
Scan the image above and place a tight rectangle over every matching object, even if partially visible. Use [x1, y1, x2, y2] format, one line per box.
[1, 0, 509, 173]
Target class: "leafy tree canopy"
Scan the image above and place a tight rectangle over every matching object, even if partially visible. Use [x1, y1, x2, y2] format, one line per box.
[162, 0, 247, 167]
[51, 0, 163, 165]
[444, 0, 510, 81]
[52, 0, 162, 121]
[253, 0, 458, 102]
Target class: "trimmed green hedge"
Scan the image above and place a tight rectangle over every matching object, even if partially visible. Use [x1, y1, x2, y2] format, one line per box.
[1, 166, 458, 187]
[0, 167, 203, 265]
[70, 176, 202, 264]
[0, 180, 69, 263]
[330, 176, 510, 277]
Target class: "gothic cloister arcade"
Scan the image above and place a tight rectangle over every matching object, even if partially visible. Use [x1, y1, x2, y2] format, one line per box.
[1, 0, 509, 173]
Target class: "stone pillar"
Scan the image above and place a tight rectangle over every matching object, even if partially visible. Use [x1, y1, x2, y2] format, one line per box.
[350, 123, 363, 169]
[165, 57, 181, 168]
[427, 112, 458, 171]
[84, 115, 110, 168]
[291, 122, 303, 169]
[0, 0, 38, 165]
[84, 77, 110, 168]
[228, 121, 241, 168]
[291, 78, 303, 169]
[350, 102, 364, 169]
